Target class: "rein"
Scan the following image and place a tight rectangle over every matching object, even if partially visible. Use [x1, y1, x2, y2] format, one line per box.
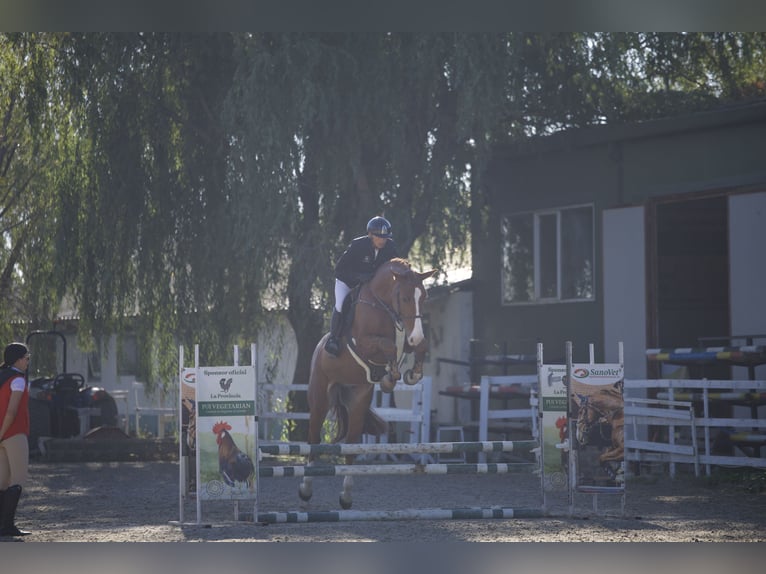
[357, 293, 404, 331]
[356, 270, 425, 335]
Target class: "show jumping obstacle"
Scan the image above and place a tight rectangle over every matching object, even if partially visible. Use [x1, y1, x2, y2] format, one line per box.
[254, 439, 544, 523]
[177, 341, 629, 526]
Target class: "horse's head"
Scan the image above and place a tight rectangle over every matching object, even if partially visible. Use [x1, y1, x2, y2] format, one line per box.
[372, 258, 437, 348]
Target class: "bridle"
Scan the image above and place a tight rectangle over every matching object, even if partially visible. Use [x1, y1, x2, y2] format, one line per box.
[358, 279, 424, 331]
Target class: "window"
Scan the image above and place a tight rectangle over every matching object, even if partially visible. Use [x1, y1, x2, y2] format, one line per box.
[502, 204, 594, 304]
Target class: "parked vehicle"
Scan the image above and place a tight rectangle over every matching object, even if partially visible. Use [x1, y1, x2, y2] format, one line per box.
[25, 330, 119, 450]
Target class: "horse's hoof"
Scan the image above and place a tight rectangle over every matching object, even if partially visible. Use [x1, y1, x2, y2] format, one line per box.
[380, 377, 395, 393]
[298, 485, 313, 502]
[339, 494, 353, 510]
[403, 370, 422, 385]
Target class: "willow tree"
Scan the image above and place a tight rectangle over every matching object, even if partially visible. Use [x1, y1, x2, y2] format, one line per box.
[221, 34, 510, 432]
[0, 33, 76, 346]
[17, 32, 765, 401]
[50, 33, 241, 383]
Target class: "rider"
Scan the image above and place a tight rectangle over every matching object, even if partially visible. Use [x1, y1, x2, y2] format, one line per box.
[324, 216, 399, 357]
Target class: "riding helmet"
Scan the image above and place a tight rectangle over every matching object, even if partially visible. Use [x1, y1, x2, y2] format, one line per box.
[366, 216, 392, 238]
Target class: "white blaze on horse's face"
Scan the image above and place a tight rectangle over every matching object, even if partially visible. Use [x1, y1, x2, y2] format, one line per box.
[407, 286, 426, 347]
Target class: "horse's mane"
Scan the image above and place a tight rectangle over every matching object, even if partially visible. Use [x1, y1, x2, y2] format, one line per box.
[379, 257, 411, 275]
[388, 257, 410, 268]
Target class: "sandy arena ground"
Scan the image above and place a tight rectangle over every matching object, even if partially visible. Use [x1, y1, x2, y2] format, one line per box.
[5, 458, 764, 543]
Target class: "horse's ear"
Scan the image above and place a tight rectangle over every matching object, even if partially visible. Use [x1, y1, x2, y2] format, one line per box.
[418, 269, 438, 281]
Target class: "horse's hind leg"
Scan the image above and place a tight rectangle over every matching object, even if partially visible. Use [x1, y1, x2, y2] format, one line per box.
[298, 379, 331, 504]
[338, 385, 373, 509]
[339, 459, 355, 510]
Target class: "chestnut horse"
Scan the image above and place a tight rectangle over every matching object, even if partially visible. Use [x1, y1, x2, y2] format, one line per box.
[575, 388, 625, 467]
[298, 258, 436, 509]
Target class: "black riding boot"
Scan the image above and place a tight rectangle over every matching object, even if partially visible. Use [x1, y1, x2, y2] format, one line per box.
[0, 484, 31, 537]
[324, 309, 343, 356]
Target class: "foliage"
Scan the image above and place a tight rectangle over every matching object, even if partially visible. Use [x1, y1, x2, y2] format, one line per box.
[0, 34, 73, 340]
[1, 33, 766, 396]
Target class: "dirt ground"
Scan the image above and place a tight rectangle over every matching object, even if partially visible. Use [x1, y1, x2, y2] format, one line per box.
[5, 458, 766, 543]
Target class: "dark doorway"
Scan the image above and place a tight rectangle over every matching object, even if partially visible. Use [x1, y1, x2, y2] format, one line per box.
[651, 195, 730, 378]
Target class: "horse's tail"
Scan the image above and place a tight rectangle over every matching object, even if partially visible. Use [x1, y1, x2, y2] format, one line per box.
[328, 385, 348, 443]
[328, 384, 387, 443]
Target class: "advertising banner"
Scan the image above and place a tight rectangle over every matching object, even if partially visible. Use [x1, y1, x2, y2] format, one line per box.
[195, 365, 257, 501]
[569, 363, 625, 490]
[181, 368, 196, 456]
[539, 363, 568, 491]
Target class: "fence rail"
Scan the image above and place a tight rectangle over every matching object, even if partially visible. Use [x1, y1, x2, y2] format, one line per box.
[624, 379, 766, 475]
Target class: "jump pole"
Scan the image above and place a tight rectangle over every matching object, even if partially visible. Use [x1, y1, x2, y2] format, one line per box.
[256, 506, 544, 524]
[260, 461, 535, 477]
[259, 440, 536, 457]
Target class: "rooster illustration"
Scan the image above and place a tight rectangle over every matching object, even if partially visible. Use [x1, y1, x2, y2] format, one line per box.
[212, 421, 255, 488]
[219, 377, 233, 392]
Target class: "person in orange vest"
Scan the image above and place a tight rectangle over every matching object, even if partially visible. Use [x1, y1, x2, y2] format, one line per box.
[0, 342, 32, 537]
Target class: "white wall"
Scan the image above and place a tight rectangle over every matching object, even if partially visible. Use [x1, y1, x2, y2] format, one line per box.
[729, 191, 766, 380]
[602, 205, 647, 379]
[255, 314, 298, 385]
[422, 288, 474, 426]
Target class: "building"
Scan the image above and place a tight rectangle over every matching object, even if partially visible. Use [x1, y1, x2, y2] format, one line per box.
[473, 99, 766, 380]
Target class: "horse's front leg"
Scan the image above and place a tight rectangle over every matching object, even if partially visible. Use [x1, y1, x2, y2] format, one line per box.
[403, 340, 428, 385]
[358, 335, 400, 392]
[599, 423, 625, 463]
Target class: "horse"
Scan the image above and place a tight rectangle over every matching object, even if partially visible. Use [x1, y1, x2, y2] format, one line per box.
[298, 258, 437, 509]
[574, 388, 625, 468]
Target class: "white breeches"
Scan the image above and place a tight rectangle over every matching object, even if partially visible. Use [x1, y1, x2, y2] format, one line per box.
[334, 279, 352, 313]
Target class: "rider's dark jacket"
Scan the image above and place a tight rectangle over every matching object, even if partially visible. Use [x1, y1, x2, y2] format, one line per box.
[335, 235, 399, 287]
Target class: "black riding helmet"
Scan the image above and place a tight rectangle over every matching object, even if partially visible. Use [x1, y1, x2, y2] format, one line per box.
[367, 216, 392, 238]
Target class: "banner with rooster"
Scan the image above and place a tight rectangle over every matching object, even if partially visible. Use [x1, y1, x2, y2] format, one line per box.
[195, 366, 257, 501]
[539, 363, 568, 491]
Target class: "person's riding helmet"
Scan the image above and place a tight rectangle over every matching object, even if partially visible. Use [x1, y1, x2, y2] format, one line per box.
[367, 216, 392, 239]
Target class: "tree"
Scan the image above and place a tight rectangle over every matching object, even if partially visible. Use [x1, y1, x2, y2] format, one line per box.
[52, 33, 240, 380]
[222, 34, 511, 433]
[5, 32, 766, 408]
[0, 33, 74, 343]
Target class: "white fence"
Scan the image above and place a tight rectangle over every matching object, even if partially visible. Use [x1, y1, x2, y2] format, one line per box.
[623, 397, 698, 478]
[624, 378, 766, 475]
[257, 375, 766, 477]
[257, 378, 432, 452]
[257, 383, 310, 443]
